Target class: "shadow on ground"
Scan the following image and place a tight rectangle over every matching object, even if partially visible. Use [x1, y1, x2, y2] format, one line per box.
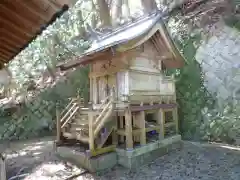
[3, 137, 240, 180]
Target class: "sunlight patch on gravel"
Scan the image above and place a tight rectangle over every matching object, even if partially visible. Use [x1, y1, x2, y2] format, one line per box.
[23, 162, 84, 180]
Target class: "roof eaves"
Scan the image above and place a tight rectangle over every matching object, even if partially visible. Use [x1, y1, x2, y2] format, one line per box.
[8, 4, 69, 64]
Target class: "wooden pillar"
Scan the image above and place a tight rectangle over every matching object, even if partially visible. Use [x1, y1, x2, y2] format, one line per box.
[56, 103, 61, 143]
[88, 102, 94, 151]
[157, 108, 165, 140]
[112, 93, 118, 145]
[93, 77, 98, 104]
[173, 107, 179, 134]
[172, 77, 177, 103]
[125, 107, 133, 149]
[139, 110, 146, 145]
[89, 65, 93, 102]
[119, 116, 124, 143]
[132, 114, 138, 142]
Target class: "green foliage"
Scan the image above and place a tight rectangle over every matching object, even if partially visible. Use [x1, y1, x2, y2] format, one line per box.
[200, 104, 240, 143]
[225, 15, 240, 32]
[7, 0, 92, 94]
[0, 66, 89, 140]
[167, 35, 216, 140]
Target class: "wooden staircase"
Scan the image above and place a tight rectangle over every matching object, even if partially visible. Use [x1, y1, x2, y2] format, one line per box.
[56, 94, 117, 157]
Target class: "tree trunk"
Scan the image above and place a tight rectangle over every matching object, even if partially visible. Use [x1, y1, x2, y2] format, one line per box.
[122, 0, 130, 20]
[76, 10, 86, 37]
[111, 0, 122, 27]
[90, 0, 98, 28]
[95, 0, 111, 27]
[141, 0, 158, 14]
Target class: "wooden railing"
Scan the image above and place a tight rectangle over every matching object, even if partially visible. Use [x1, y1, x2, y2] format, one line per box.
[88, 88, 116, 150]
[56, 97, 83, 142]
[56, 88, 116, 149]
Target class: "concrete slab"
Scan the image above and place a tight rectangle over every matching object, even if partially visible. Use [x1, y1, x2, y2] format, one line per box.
[56, 146, 117, 172]
[116, 135, 182, 169]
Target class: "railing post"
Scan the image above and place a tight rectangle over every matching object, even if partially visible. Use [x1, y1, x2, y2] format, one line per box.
[56, 102, 61, 144]
[111, 87, 118, 145]
[0, 154, 6, 180]
[88, 102, 95, 151]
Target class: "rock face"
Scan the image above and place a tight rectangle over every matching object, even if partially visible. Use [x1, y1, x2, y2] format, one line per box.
[196, 24, 240, 105]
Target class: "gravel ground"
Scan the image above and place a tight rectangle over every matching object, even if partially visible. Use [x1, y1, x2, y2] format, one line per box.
[2, 137, 240, 180]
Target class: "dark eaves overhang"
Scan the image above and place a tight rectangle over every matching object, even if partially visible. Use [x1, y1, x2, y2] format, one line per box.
[8, 4, 69, 64]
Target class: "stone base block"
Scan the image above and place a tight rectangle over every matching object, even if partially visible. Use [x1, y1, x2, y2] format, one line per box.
[116, 135, 182, 169]
[56, 146, 117, 172]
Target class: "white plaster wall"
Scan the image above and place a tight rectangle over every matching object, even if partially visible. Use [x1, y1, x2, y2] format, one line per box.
[195, 25, 240, 103]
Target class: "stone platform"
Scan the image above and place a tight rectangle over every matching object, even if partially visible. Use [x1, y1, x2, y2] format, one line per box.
[56, 146, 117, 172]
[117, 135, 182, 169]
[56, 135, 182, 172]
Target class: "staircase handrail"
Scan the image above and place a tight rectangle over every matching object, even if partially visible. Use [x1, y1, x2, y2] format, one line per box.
[93, 98, 113, 128]
[94, 100, 114, 137]
[98, 95, 111, 109]
[60, 103, 77, 123]
[60, 98, 78, 117]
[61, 106, 80, 128]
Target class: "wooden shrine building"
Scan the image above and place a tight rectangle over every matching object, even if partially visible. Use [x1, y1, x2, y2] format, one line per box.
[56, 12, 184, 171]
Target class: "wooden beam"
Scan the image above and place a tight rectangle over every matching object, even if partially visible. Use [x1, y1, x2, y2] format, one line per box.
[0, 49, 12, 57]
[0, 43, 19, 53]
[89, 145, 116, 157]
[11, 0, 49, 22]
[0, 54, 9, 62]
[89, 65, 93, 102]
[0, 57, 7, 64]
[47, 0, 62, 10]
[112, 96, 118, 146]
[119, 116, 124, 143]
[0, 46, 17, 54]
[0, 38, 22, 49]
[172, 108, 179, 134]
[0, 16, 32, 37]
[0, 52, 10, 58]
[0, 29, 27, 43]
[157, 108, 165, 140]
[0, 3, 40, 30]
[125, 107, 133, 149]
[139, 110, 146, 145]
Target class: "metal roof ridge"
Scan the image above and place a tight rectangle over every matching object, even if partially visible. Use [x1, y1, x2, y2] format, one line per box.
[97, 12, 161, 41]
